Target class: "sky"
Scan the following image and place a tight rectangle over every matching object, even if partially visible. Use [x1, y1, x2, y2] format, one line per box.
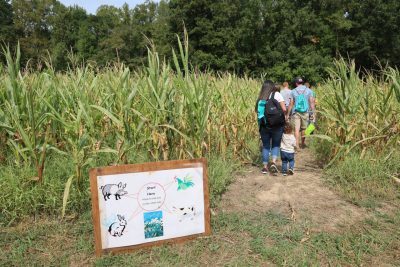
[58, 0, 151, 14]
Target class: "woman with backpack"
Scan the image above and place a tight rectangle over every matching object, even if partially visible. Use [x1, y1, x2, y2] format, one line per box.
[256, 80, 287, 174]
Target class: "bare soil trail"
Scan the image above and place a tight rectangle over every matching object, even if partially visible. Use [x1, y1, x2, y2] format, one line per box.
[218, 148, 367, 233]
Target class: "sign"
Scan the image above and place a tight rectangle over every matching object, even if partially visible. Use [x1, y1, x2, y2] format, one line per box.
[89, 158, 211, 256]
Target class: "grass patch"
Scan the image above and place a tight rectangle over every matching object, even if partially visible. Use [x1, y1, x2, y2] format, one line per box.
[0, 150, 239, 226]
[0, 155, 90, 227]
[208, 154, 240, 207]
[2, 209, 399, 266]
[323, 151, 400, 208]
[215, 210, 400, 266]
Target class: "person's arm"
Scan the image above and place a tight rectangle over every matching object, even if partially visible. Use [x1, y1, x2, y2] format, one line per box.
[310, 96, 315, 111]
[280, 101, 286, 113]
[309, 95, 315, 121]
[275, 92, 287, 114]
[287, 99, 294, 119]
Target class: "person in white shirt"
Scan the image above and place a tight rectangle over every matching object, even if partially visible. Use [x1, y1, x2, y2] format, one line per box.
[280, 123, 296, 176]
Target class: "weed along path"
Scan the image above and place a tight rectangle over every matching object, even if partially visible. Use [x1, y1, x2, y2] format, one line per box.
[219, 148, 366, 233]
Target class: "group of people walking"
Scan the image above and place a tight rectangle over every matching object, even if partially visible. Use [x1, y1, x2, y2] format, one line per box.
[256, 77, 315, 175]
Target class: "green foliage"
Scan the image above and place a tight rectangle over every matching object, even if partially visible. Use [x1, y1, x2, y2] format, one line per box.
[324, 151, 400, 208]
[0, 0, 14, 48]
[0, 154, 89, 227]
[207, 154, 239, 207]
[0, 40, 246, 224]
[343, 0, 400, 69]
[2, 0, 400, 79]
[0, 152, 238, 226]
[311, 59, 400, 166]
[310, 59, 400, 209]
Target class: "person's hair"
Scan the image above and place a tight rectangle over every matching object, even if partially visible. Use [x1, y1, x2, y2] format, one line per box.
[255, 80, 276, 112]
[282, 81, 289, 88]
[284, 123, 293, 134]
[257, 80, 276, 101]
[255, 80, 280, 112]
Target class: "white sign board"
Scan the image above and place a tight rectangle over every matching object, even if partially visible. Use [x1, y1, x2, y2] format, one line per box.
[89, 158, 210, 256]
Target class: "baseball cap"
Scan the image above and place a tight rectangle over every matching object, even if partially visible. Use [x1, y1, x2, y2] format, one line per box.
[295, 77, 304, 84]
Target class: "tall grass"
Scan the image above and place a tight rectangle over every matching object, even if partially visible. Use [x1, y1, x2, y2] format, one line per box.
[315, 59, 400, 166]
[0, 37, 260, 223]
[1, 41, 399, 223]
[313, 59, 400, 207]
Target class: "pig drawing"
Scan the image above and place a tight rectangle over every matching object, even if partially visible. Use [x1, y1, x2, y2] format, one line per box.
[100, 182, 127, 201]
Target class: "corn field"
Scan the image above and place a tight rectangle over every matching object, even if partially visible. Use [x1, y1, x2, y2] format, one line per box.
[1, 39, 399, 217]
[0, 40, 260, 214]
[317, 59, 400, 165]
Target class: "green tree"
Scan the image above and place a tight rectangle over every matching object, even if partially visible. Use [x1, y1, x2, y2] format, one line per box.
[168, 0, 334, 80]
[75, 15, 99, 63]
[151, 0, 172, 59]
[93, 5, 123, 65]
[96, 1, 162, 68]
[12, 0, 62, 67]
[50, 5, 88, 69]
[169, 0, 248, 72]
[0, 0, 14, 45]
[341, 0, 400, 68]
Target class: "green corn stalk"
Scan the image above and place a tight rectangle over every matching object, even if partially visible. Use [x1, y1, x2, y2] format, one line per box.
[314, 59, 400, 165]
[143, 46, 183, 160]
[1, 45, 50, 182]
[172, 29, 211, 158]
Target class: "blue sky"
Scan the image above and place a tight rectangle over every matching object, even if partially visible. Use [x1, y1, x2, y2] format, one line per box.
[59, 0, 151, 14]
[144, 211, 162, 222]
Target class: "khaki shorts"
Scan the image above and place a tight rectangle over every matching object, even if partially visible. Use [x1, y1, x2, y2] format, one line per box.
[291, 112, 308, 131]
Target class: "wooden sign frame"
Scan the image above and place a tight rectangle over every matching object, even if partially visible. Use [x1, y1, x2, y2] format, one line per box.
[89, 158, 211, 256]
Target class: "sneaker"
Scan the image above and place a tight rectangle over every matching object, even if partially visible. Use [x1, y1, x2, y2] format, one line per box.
[288, 169, 294, 175]
[270, 163, 278, 173]
[282, 172, 287, 176]
[261, 167, 268, 174]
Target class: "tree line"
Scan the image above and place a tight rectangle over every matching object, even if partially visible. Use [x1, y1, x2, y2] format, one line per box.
[1, 0, 399, 81]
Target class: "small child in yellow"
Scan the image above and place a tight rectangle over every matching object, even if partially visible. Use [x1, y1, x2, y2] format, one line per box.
[280, 123, 296, 176]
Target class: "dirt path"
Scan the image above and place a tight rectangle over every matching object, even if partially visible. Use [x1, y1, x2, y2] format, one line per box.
[218, 148, 366, 233]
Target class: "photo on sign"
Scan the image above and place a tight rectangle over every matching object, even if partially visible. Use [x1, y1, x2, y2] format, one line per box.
[144, 211, 164, 239]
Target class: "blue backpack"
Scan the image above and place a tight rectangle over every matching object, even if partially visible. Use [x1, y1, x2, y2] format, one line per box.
[294, 89, 309, 113]
[257, 99, 267, 125]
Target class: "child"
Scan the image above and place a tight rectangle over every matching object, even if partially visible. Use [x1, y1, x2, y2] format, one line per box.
[280, 123, 296, 176]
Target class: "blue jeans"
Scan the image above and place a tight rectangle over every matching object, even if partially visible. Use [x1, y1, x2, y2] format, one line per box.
[259, 126, 283, 165]
[281, 150, 295, 173]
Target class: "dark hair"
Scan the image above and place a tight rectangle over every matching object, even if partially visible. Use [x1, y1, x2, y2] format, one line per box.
[255, 80, 277, 112]
[257, 80, 278, 101]
[284, 123, 293, 134]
